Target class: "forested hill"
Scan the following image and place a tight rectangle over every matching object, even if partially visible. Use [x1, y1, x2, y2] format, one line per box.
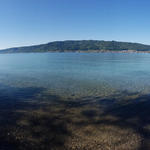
[1, 40, 150, 53]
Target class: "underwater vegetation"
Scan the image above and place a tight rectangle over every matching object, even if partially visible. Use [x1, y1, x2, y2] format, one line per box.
[0, 85, 150, 150]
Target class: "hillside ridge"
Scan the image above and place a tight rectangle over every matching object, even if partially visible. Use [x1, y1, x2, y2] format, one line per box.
[1, 40, 150, 53]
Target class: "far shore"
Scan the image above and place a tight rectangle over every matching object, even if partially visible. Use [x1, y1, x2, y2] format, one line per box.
[0, 50, 150, 54]
[76, 50, 150, 53]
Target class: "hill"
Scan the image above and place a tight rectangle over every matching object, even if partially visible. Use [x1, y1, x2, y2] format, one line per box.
[1, 40, 150, 53]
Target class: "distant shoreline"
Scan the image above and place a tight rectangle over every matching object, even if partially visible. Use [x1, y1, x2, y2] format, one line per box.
[74, 50, 150, 53]
[1, 50, 150, 54]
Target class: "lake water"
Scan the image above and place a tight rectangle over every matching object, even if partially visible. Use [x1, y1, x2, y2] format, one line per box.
[0, 52, 150, 100]
[1, 52, 150, 149]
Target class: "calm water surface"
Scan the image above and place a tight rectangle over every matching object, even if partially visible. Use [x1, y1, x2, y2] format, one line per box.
[0, 52, 150, 150]
[0, 52, 150, 99]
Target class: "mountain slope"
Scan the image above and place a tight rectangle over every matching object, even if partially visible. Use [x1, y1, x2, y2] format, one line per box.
[1, 40, 150, 53]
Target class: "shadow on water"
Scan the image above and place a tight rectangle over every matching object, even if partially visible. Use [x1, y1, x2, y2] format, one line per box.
[79, 92, 150, 150]
[0, 85, 150, 149]
[0, 84, 71, 150]
[100, 94, 150, 150]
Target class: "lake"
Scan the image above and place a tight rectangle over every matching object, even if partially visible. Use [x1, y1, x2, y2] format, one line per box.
[0, 52, 150, 98]
[0, 52, 150, 150]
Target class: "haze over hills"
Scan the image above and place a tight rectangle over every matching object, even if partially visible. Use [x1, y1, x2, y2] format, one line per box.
[1, 40, 150, 53]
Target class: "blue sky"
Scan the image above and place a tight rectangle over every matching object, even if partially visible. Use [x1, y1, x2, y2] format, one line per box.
[0, 0, 150, 49]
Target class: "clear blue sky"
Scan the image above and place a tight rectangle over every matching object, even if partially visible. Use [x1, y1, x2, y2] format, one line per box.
[0, 0, 150, 49]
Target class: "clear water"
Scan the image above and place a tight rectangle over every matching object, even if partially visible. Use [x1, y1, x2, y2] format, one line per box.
[0, 52, 150, 99]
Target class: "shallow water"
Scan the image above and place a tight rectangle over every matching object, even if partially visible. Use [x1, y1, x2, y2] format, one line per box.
[0, 53, 150, 150]
[0, 52, 150, 98]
